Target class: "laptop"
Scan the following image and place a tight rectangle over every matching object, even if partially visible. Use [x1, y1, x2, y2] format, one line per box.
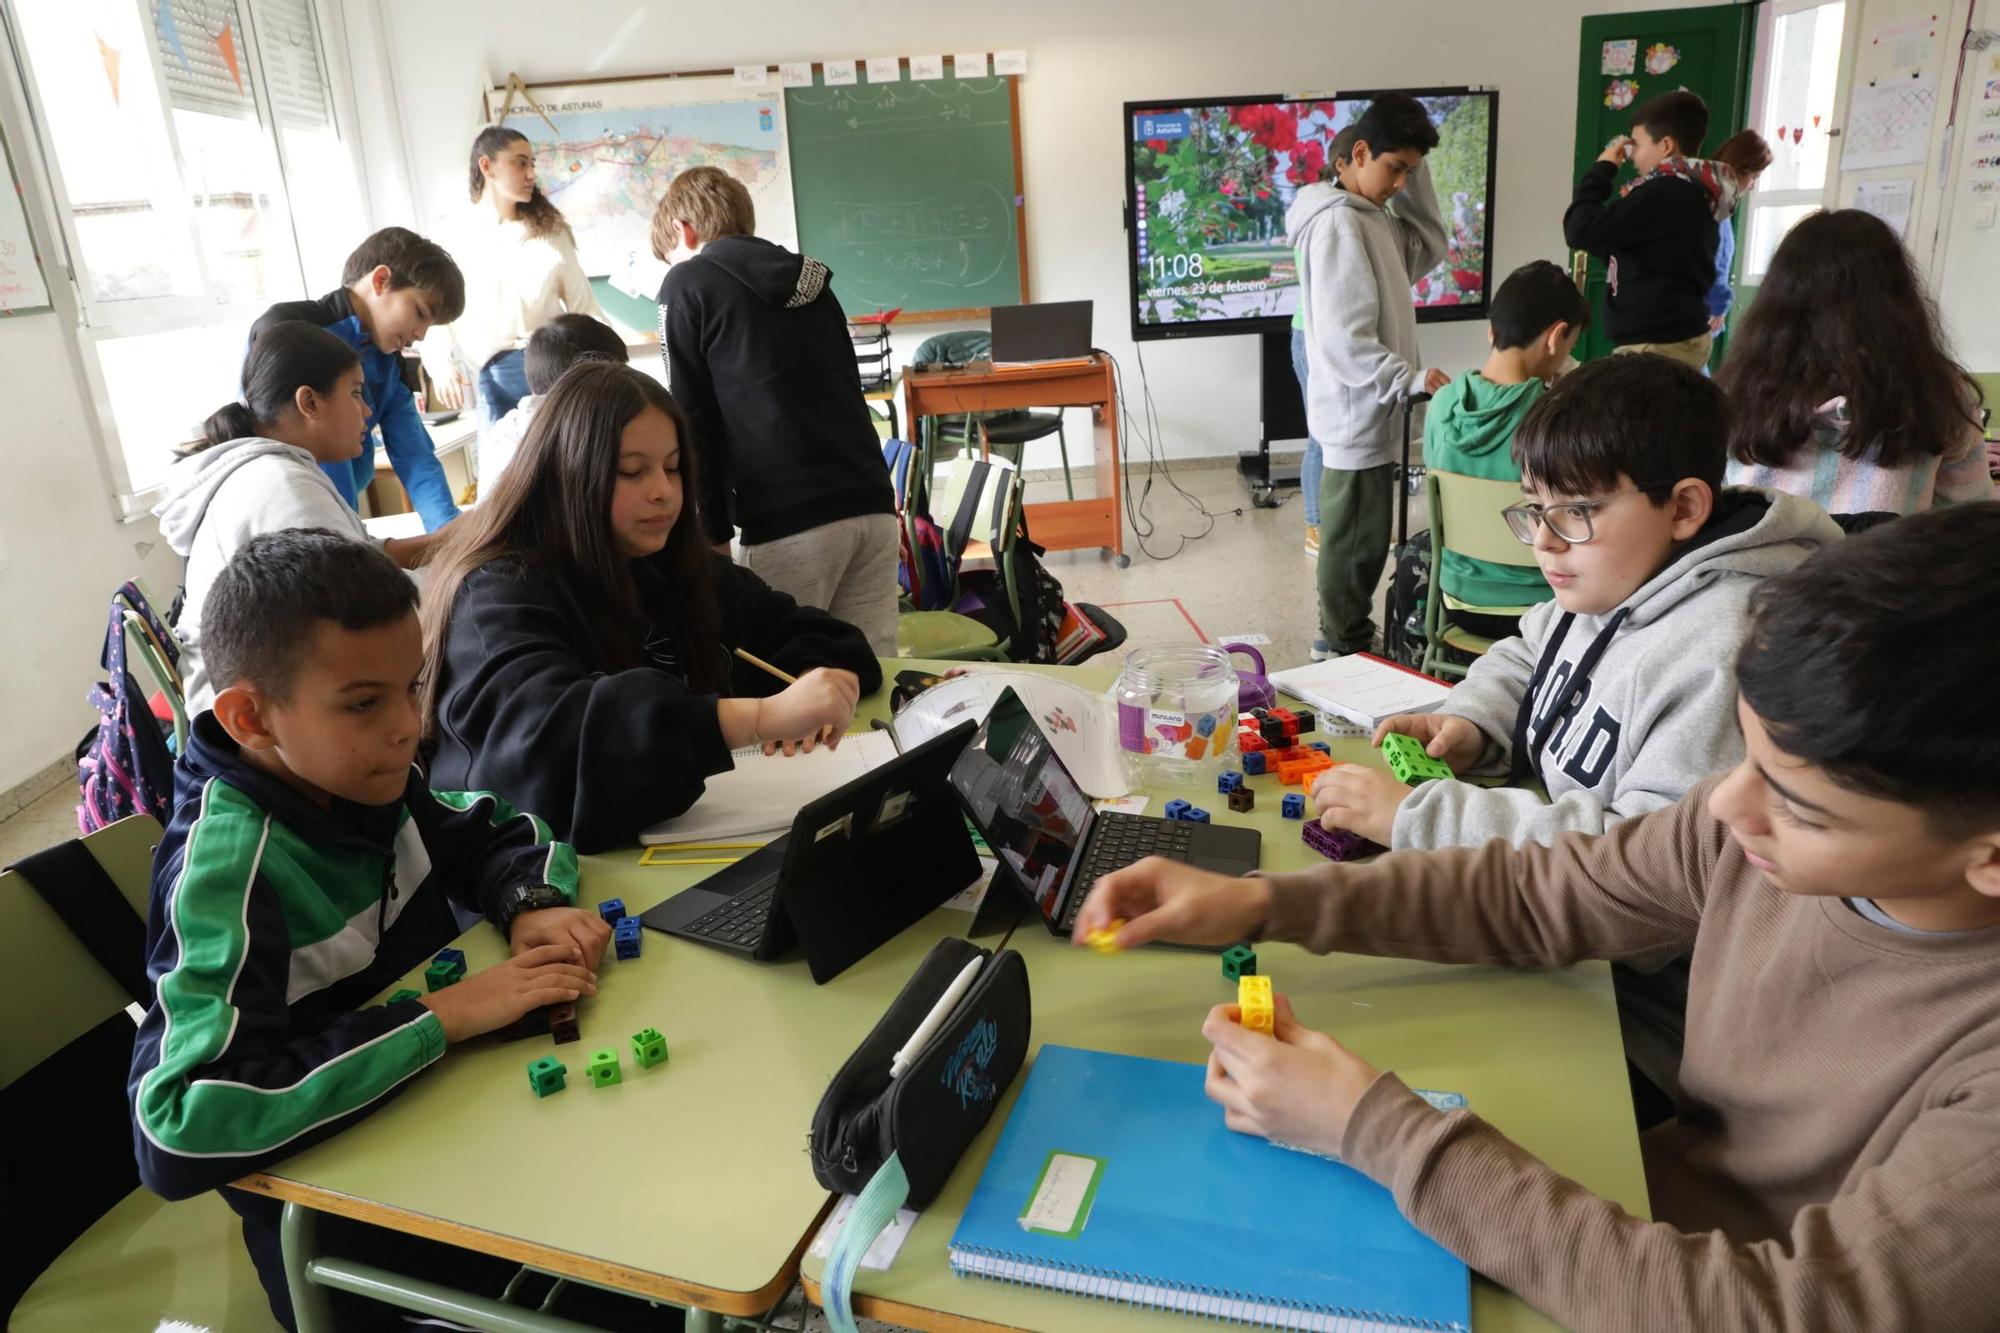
[989, 301, 1093, 364]
[948, 687, 1260, 937]
[641, 722, 979, 983]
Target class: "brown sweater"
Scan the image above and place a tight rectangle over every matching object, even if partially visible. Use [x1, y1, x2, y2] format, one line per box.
[1261, 778, 2000, 1332]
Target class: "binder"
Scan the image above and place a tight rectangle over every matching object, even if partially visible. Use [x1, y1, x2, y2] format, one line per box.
[948, 1045, 1470, 1331]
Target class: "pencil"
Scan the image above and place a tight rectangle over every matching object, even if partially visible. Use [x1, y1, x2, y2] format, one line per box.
[733, 648, 797, 685]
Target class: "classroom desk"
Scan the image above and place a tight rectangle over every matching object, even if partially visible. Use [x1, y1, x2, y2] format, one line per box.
[904, 357, 1127, 565]
[239, 661, 1646, 1333]
[795, 684, 1653, 1332]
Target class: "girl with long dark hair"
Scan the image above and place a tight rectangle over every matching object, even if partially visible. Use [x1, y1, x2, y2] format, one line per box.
[421, 125, 607, 436]
[420, 361, 881, 852]
[1717, 209, 1990, 514]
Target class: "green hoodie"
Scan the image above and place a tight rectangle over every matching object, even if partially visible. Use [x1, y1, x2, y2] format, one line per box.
[1421, 370, 1553, 609]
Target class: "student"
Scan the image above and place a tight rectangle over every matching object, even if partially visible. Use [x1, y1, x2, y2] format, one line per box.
[157, 322, 447, 713]
[1077, 501, 2000, 1331]
[1703, 130, 1771, 338]
[1719, 208, 1992, 515]
[1287, 125, 1362, 560]
[1311, 354, 1841, 851]
[1421, 258, 1586, 633]
[1564, 91, 1724, 370]
[251, 226, 465, 530]
[421, 360, 882, 853]
[650, 165, 899, 655]
[128, 528, 607, 1330]
[423, 125, 604, 431]
[479, 311, 628, 499]
[1285, 94, 1449, 661]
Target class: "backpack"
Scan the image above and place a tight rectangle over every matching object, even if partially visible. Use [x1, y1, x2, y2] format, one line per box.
[953, 530, 1067, 664]
[1380, 529, 1431, 669]
[75, 583, 181, 835]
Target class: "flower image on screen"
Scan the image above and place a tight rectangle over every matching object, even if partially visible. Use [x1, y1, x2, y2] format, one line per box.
[1126, 88, 1497, 339]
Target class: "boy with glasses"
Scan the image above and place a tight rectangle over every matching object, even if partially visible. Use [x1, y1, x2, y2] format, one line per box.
[1310, 353, 1841, 852]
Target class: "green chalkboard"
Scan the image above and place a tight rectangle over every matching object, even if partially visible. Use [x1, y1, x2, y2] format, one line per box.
[784, 72, 1026, 320]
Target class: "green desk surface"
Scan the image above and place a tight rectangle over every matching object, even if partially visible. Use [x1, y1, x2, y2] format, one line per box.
[237, 660, 1647, 1327]
[800, 666, 1651, 1332]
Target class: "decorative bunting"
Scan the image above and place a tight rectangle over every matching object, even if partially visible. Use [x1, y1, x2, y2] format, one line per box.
[217, 22, 242, 92]
[96, 31, 122, 103]
[156, 1, 191, 72]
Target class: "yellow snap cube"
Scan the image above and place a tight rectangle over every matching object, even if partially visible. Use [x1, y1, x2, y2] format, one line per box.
[1084, 920, 1127, 955]
[1238, 974, 1275, 1034]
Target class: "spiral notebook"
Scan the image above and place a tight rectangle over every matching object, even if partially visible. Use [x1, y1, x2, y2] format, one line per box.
[948, 1045, 1470, 1332]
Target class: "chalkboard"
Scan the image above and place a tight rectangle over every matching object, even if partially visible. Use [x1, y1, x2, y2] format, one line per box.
[784, 71, 1026, 320]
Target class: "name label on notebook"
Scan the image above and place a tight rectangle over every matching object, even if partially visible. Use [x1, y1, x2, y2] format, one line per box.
[1020, 1150, 1104, 1239]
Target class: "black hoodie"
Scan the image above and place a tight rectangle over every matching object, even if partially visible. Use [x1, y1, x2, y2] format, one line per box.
[657, 236, 893, 545]
[425, 550, 883, 852]
[1562, 161, 1719, 346]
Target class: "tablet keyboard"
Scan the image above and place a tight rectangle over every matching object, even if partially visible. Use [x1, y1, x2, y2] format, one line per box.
[683, 878, 779, 949]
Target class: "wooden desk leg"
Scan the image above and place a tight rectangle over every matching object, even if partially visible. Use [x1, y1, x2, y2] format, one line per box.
[1099, 362, 1128, 567]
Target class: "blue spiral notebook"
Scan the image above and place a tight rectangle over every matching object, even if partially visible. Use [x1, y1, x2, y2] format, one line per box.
[947, 1045, 1471, 1331]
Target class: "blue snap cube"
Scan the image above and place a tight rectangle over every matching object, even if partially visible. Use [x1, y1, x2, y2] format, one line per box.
[1163, 799, 1191, 821]
[1307, 741, 1331, 755]
[596, 898, 626, 925]
[613, 917, 642, 960]
[1281, 793, 1305, 820]
[1242, 752, 1267, 776]
[1218, 771, 1243, 794]
[432, 947, 466, 971]
[1183, 806, 1211, 824]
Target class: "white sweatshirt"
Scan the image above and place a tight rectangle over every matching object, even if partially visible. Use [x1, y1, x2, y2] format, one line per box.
[422, 207, 603, 377]
[153, 439, 383, 712]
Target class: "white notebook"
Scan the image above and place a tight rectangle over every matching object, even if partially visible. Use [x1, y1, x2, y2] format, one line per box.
[1266, 654, 1452, 731]
[637, 731, 899, 846]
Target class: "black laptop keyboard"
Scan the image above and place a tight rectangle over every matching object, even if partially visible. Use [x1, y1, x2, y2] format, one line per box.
[1063, 813, 1198, 930]
[683, 877, 779, 949]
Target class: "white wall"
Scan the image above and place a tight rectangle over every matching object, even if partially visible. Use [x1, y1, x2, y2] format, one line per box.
[361, 0, 1704, 465]
[0, 298, 182, 797]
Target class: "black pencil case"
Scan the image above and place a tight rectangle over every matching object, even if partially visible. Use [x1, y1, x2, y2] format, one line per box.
[809, 936, 1030, 1209]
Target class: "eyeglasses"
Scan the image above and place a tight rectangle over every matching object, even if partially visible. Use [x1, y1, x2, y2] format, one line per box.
[1501, 488, 1663, 545]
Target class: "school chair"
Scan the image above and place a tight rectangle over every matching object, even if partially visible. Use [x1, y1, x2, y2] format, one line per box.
[1420, 470, 1547, 681]
[896, 457, 1027, 661]
[2, 815, 278, 1332]
[911, 331, 1075, 499]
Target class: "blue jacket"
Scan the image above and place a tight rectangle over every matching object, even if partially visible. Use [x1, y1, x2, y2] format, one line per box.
[128, 711, 577, 1200]
[250, 291, 459, 530]
[1706, 218, 1737, 321]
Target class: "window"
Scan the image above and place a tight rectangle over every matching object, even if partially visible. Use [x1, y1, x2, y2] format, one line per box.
[1741, 0, 1847, 281]
[7, 0, 365, 506]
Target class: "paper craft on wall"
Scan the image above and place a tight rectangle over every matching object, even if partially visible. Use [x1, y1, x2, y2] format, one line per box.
[1601, 39, 1637, 76]
[1841, 75, 1938, 171]
[1645, 43, 1681, 75]
[1605, 79, 1639, 110]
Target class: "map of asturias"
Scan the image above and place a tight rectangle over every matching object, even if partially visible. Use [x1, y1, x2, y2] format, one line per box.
[498, 84, 797, 294]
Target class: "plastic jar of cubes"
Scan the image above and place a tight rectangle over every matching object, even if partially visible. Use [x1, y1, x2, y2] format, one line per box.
[1113, 645, 1240, 788]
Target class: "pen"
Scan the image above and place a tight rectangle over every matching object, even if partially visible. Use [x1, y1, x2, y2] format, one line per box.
[734, 648, 798, 685]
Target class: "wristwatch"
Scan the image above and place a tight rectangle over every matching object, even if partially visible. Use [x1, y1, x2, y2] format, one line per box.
[495, 883, 571, 937]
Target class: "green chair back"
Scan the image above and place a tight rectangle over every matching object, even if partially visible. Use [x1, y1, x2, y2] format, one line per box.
[1421, 470, 1544, 680]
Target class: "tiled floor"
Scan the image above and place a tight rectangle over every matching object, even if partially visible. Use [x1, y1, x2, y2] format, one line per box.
[1025, 457, 1424, 673]
[0, 460, 1422, 865]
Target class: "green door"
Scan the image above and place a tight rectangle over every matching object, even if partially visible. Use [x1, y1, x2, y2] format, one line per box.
[1571, 6, 1755, 363]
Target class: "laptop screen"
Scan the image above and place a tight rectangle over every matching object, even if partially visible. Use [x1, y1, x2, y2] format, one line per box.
[948, 687, 1094, 924]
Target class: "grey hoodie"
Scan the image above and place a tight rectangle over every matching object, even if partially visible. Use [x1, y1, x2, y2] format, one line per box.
[1392, 488, 1843, 850]
[154, 437, 379, 712]
[1285, 161, 1447, 468]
